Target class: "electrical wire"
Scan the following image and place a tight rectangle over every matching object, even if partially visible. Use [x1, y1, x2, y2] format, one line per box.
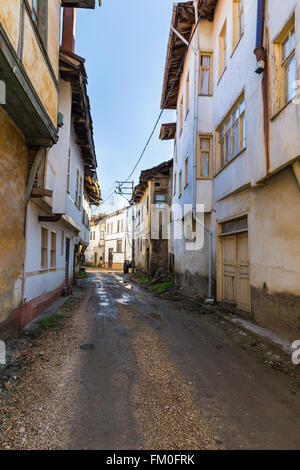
[101, 0, 208, 201]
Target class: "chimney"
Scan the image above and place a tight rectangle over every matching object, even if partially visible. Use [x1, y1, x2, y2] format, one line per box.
[62, 8, 77, 53]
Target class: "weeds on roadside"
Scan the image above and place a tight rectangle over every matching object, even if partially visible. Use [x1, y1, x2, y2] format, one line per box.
[152, 281, 174, 294]
[38, 314, 67, 330]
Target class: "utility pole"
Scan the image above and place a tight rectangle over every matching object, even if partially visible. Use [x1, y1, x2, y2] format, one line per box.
[115, 181, 135, 272]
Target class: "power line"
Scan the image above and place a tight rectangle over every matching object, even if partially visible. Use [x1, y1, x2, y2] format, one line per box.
[101, 0, 208, 202]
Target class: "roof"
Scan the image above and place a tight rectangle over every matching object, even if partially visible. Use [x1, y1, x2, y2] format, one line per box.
[61, 0, 96, 8]
[131, 159, 173, 204]
[160, 123, 176, 140]
[59, 48, 101, 204]
[161, 0, 218, 110]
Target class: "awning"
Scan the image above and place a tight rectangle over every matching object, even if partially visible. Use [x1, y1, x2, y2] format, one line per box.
[160, 123, 176, 140]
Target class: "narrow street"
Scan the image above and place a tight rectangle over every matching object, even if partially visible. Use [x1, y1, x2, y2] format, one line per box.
[67, 271, 300, 450]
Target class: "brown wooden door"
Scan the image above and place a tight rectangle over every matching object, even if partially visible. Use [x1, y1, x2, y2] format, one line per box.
[221, 232, 250, 311]
[222, 235, 236, 303]
[237, 232, 250, 312]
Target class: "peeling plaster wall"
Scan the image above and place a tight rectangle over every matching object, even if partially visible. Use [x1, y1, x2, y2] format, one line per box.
[22, 10, 58, 126]
[0, 108, 27, 327]
[0, 0, 20, 51]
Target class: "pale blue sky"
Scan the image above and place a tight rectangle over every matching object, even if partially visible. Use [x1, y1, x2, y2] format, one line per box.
[75, 1, 176, 211]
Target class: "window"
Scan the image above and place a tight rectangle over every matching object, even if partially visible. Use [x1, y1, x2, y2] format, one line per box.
[173, 172, 176, 195]
[41, 227, 48, 268]
[199, 53, 213, 95]
[219, 21, 227, 78]
[121, 220, 124, 232]
[179, 96, 183, 134]
[154, 193, 167, 209]
[50, 231, 56, 268]
[184, 156, 188, 187]
[186, 73, 190, 117]
[179, 170, 182, 198]
[100, 231, 104, 240]
[61, 231, 64, 256]
[233, 0, 244, 50]
[117, 220, 120, 233]
[67, 150, 71, 193]
[273, 17, 296, 113]
[32, 0, 39, 26]
[282, 23, 296, 104]
[217, 95, 245, 171]
[117, 240, 122, 253]
[31, 0, 48, 47]
[197, 135, 212, 178]
[75, 171, 82, 209]
[79, 176, 83, 210]
[221, 216, 248, 234]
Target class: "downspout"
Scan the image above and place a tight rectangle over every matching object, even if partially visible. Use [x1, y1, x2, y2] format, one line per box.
[254, 0, 266, 74]
[192, 0, 214, 302]
[192, 0, 200, 221]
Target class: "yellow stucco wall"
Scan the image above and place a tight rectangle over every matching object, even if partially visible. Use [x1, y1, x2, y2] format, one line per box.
[23, 11, 58, 126]
[0, 0, 21, 51]
[47, 0, 61, 79]
[0, 108, 27, 326]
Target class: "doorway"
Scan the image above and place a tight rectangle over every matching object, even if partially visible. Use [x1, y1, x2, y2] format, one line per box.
[108, 248, 113, 269]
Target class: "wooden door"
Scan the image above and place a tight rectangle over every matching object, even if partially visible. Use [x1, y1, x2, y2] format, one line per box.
[222, 235, 236, 303]
[237, 232, 250, 311]
[221, 232, 250, 312]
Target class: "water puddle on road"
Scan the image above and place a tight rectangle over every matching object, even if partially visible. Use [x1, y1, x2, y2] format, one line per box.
[116, 294, 132, 305]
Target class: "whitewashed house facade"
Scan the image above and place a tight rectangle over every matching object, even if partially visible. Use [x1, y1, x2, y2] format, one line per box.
[161, 0, 300, 340]
[22, 10, 100, 327]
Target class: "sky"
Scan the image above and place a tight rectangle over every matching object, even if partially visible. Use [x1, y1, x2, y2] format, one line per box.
[75, 0, 176, 213]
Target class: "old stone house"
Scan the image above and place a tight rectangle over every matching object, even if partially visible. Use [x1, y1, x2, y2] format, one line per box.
[131, 160, 173, 278]
[0, 1, 100, 331]
[86, 216, 106, 268]
[161, 0, 300, 340]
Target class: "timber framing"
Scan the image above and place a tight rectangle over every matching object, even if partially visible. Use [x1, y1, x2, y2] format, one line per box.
[59, 47, 101, 204]
[0, 23, 58, 145]
[160, 122, 176, 140]
[131, 159, 173, 204]
[161, 0, 218, 110]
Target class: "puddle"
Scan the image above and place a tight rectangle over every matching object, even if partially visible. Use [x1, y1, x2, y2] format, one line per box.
[99, 302, 109, 307]
[116, 294, 132, 305]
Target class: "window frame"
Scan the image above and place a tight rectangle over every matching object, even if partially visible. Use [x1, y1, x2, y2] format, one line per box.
[50, 231, 56, 268]
[179, 96, 183, 135]
[32, 0, 39, 27]
[178, 170, 182, 198]
[272, 16, 296, 115]
[67, 150, 71, 194]
[199, 52, 213, 96]
[41, 226, 48, 269]
[219, 21, 227, 79]
[216, 93, 246, 173]
[233, 0, 245, 51]
[116, 239, 123, 253]
[197, 134, 213, 179]
[184, 156, 189, 188]
[186, 73, 190, 118]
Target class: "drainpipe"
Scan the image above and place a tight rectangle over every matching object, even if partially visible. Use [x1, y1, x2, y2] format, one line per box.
[254, 0, 266, 74]
[192, 0, 214, 302]
[192, 0, 200, 222]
